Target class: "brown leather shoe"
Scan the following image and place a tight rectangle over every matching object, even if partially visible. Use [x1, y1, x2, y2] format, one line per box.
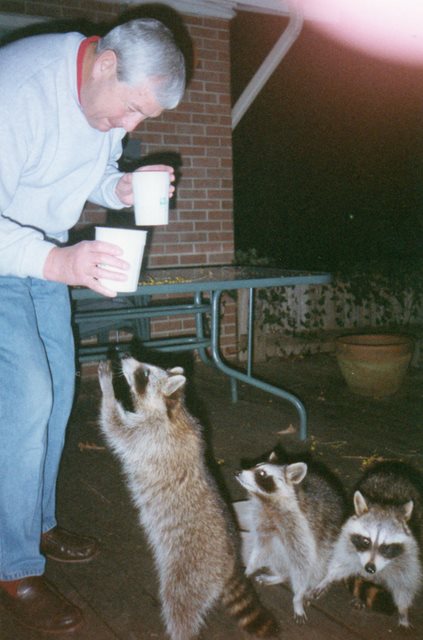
[0, 576, 83, 634]
[41, 527, 99, 563]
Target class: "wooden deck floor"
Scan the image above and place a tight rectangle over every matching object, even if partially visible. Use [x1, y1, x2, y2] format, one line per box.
[1, 352, 422, 639]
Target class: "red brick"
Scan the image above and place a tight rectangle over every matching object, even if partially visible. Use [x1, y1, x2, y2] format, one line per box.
[180, 255, 207, 265]
[179, 211, 208, 221]
[195, 221, 221, 231]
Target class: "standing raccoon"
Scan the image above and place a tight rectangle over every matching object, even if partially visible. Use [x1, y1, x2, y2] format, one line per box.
[98, 357, 279, 640]
[235, 455, 346, 622]
[313, 461, 423, 628]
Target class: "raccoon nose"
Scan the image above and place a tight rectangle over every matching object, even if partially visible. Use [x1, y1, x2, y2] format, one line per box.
[365, 562, 376, 575]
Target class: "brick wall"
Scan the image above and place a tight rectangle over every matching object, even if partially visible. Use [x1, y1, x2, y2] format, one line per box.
[2, 0, 238, 358]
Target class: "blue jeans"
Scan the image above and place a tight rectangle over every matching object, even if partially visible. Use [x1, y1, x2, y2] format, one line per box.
[0, 277, 75, 580]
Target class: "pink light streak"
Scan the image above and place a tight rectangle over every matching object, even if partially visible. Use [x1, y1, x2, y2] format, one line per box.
[297, 0, 423, 65]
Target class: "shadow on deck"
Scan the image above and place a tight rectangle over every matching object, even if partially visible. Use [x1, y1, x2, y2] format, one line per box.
[1, 353, 422, 639]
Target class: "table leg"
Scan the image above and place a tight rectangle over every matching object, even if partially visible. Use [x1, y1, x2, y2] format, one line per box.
[247, 287, 254, 377]
[210, 290, 308, 441]
[194, 291, 213, 366]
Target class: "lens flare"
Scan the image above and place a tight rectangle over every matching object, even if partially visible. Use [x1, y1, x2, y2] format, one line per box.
[296, 0, 423, 65]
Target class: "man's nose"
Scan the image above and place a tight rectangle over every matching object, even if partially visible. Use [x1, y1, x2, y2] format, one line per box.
[123, 113, 145, 132]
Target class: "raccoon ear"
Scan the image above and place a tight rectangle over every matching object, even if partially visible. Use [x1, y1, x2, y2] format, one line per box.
[285, 462, 307, 484]
[353, 491, 369, 516]
[168, 366, 185, 375]
[402, 500, 414, 521]
[268, 451, 278, 463]
[163, 374, 186, 397]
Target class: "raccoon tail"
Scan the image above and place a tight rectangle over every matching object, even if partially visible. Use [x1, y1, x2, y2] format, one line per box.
[348, 577, 396, 615]
[222, 572, 279, 638]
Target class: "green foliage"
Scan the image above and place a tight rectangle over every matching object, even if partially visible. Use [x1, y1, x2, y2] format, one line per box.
[335, 258, 423, 327]
[234, 250, 423, 336]
[233, 248, 275, 267]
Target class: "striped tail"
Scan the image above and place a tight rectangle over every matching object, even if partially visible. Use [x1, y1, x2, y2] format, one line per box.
[222, 572, 279, 637]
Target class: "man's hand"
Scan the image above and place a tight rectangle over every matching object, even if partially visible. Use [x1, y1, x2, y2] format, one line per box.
[43, 241, 130, 297]
[116, 164, 175, 206]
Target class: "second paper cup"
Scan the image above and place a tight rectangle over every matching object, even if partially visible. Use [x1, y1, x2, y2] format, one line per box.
[132, 170, 170, 226]
[95, 226, 147, 293]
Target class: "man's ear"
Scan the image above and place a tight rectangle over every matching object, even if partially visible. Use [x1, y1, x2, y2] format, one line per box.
[92, 49, 117, 80]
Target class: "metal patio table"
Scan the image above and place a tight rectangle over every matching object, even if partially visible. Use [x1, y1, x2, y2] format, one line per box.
[71, 266, 331, 440]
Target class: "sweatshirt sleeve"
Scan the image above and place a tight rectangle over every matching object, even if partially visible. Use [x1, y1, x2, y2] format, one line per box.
[0, 104, 56, 279]
[0, 218, 55, 279]
[87, 131, 127, 210]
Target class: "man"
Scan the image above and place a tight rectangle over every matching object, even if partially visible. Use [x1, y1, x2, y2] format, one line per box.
[0, 17, 186, 633]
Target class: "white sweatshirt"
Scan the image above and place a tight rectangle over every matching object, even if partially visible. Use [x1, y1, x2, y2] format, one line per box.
[0, 32, 127, 279]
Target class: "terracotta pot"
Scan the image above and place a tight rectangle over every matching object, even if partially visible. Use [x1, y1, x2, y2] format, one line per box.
[335, 333, 414, 398]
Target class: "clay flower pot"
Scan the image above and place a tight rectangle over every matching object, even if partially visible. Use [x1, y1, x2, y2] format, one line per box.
[335, 333, 414, 398]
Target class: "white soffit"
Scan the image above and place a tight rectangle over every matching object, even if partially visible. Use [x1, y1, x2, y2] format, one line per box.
[107, 1, 292, 19]
[108, 1, 337, 20]
[0, 12, 47, 30]
[116, 1, 236, 18]
[237, 1, 292, 16]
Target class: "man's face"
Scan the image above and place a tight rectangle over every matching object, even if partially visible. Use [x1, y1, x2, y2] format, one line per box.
[80, 49, 164, 132]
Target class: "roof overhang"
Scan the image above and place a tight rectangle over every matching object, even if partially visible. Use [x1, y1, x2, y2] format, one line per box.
[119, 1, 293, 19]
[104, 1, 337, 20]
[0, 1, 291, 24]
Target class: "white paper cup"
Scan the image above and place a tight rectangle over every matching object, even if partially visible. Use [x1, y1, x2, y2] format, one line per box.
[132, 170, 170, 226]
[95, 226, 147, 293]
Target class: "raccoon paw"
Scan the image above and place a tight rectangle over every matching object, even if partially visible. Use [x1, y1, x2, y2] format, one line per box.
[293, 611, 307, 625]
[398, 612, 412, 629]
[98, 361, 113, 392]
[351, 596, 366, 611]
[348, 577, 396, 616]
[255, 573, 284, 586]
[309, 585, 327, 601]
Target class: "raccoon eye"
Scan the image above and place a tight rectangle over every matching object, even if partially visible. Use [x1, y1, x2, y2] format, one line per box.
[379, 543, 403, 559]
[257, 468, 267, 478]
[351, 534, 371, 552]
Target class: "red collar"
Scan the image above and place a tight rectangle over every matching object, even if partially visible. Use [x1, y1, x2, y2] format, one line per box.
[77, 36, 100, 103]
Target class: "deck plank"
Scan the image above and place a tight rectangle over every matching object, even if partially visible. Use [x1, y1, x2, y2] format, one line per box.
[1, 354, 422, 639]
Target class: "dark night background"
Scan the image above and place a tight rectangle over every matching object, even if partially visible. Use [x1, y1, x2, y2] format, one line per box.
[230, 12, 423, 271]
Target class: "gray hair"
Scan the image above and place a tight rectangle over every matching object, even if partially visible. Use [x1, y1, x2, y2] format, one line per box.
[97, 18, 186, 110]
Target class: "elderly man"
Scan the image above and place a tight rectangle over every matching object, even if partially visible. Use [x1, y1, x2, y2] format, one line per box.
[0, 17, 185, 633]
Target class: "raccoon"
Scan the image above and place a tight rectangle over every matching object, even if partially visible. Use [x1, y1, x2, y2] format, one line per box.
[313, 461, 423, 628]
[235, 455, 346, 622]
[98, 357, 279, 640]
